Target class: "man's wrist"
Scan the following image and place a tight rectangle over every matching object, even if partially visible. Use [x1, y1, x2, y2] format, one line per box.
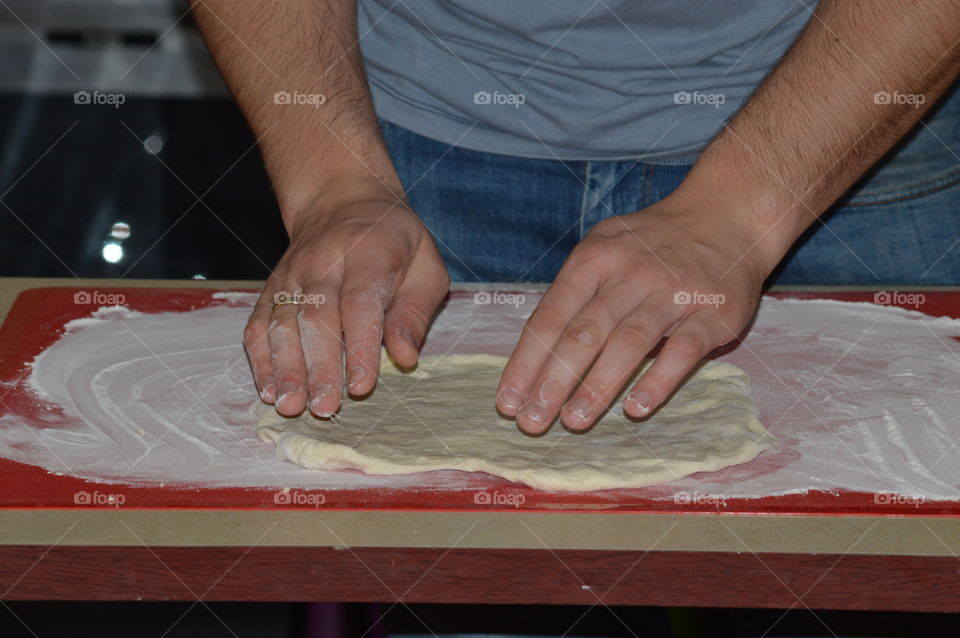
[278, 164, 406, 236]
[668, 158, 802, 279]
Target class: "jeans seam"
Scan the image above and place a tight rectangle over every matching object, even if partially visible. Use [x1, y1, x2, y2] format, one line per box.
[579, 162, 592, 241]
[845, 169, 960, 207]
[643, 163, 654, 208]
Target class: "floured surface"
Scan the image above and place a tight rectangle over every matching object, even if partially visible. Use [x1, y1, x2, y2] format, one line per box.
[3, 292, 960, 499]
[255, 353, 776, 491]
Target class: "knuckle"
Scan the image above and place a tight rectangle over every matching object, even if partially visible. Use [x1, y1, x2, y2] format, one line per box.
[340, 286, 377, 311]
[571, 239, 607, 265]
[242, 322, 261, 346]
[398, 300, 433, 328]
[526, 305, 567, 337]
[564, 319, 602, 347]
[610, 323, 652, 350]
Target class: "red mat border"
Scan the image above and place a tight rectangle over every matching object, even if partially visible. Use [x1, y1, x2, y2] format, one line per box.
[0, 286, 957, 516]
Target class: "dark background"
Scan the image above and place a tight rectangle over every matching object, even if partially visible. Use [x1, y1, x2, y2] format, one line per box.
[0, 0, 285, 280]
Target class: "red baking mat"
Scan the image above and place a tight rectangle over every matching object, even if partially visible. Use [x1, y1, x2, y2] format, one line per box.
[0, 286, 957, 516]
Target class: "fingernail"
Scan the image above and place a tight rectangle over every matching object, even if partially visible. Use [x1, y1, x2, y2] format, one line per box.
[310, 404, 332, 418]
[497, 387, 524, 411]
[519, 400, 550, 424]
[276, 382, 299, 409]
[626, 390, 651, 415]
[402, 328, 418, 350]
[564, 397, 593, 423]
[348, 367, 366, 392]
[310, 384, 334, 417]
[260, 382, 276, 402]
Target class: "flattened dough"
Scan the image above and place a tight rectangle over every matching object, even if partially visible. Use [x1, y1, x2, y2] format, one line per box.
[255, 352, 776, 491]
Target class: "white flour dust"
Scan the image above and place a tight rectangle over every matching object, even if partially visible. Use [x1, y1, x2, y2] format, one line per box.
[3, 292, 960, 499]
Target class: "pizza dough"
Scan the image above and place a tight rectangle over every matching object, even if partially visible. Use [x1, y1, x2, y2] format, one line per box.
[254, 352, 775, 491]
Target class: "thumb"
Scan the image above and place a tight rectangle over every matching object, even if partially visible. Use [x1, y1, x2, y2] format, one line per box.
[383, 266, 449, 368]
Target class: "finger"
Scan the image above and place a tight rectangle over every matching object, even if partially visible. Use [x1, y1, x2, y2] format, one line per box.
[383, 254, 449, 368]
[268, 296, 309, 416]
[624, 310, 721, 418]
[340, 270, 394, 396]
[515, 285, 638, 433]
[560, 295, 686, 430]
[496, 268, 597, 417]
[243, 289, 278, 403]
[297, 282, 344, 417]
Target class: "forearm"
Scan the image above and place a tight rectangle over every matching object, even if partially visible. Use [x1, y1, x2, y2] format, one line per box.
[677, 0, 960, 274]
[190, 0, 401, 232]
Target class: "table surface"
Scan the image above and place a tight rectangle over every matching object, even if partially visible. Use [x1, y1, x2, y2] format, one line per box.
[1, 276, 959, 611]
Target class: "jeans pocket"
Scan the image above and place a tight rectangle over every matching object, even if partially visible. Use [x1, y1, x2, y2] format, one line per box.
[844, 164, 960, 207]
[844, 82, 960, 207]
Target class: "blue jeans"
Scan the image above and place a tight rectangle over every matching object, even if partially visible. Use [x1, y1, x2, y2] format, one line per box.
[378, 82, 960, 285]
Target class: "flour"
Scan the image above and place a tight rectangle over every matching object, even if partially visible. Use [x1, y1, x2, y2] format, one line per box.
[63, 305, 143, 330]
[27, 305, 143, 400]
[4, 293, 960, 499]
[211, 291, 259, 304]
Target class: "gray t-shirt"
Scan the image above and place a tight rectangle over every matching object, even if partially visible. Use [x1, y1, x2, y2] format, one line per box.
[357, 1, 815, 161]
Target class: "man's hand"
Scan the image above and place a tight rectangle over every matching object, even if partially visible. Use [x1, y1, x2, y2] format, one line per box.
[496, 0, 960, 435]
[496, 192, 766, 433]
[191, 0, 447, 415]
[245, 198, 449, 417]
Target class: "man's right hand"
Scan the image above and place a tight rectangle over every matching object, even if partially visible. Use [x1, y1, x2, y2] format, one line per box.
[245, 198, 449, 418]
[190, 1, 444, 417]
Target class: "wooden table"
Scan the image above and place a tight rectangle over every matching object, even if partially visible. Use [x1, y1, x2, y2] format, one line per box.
[0, 277, 958, 611]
